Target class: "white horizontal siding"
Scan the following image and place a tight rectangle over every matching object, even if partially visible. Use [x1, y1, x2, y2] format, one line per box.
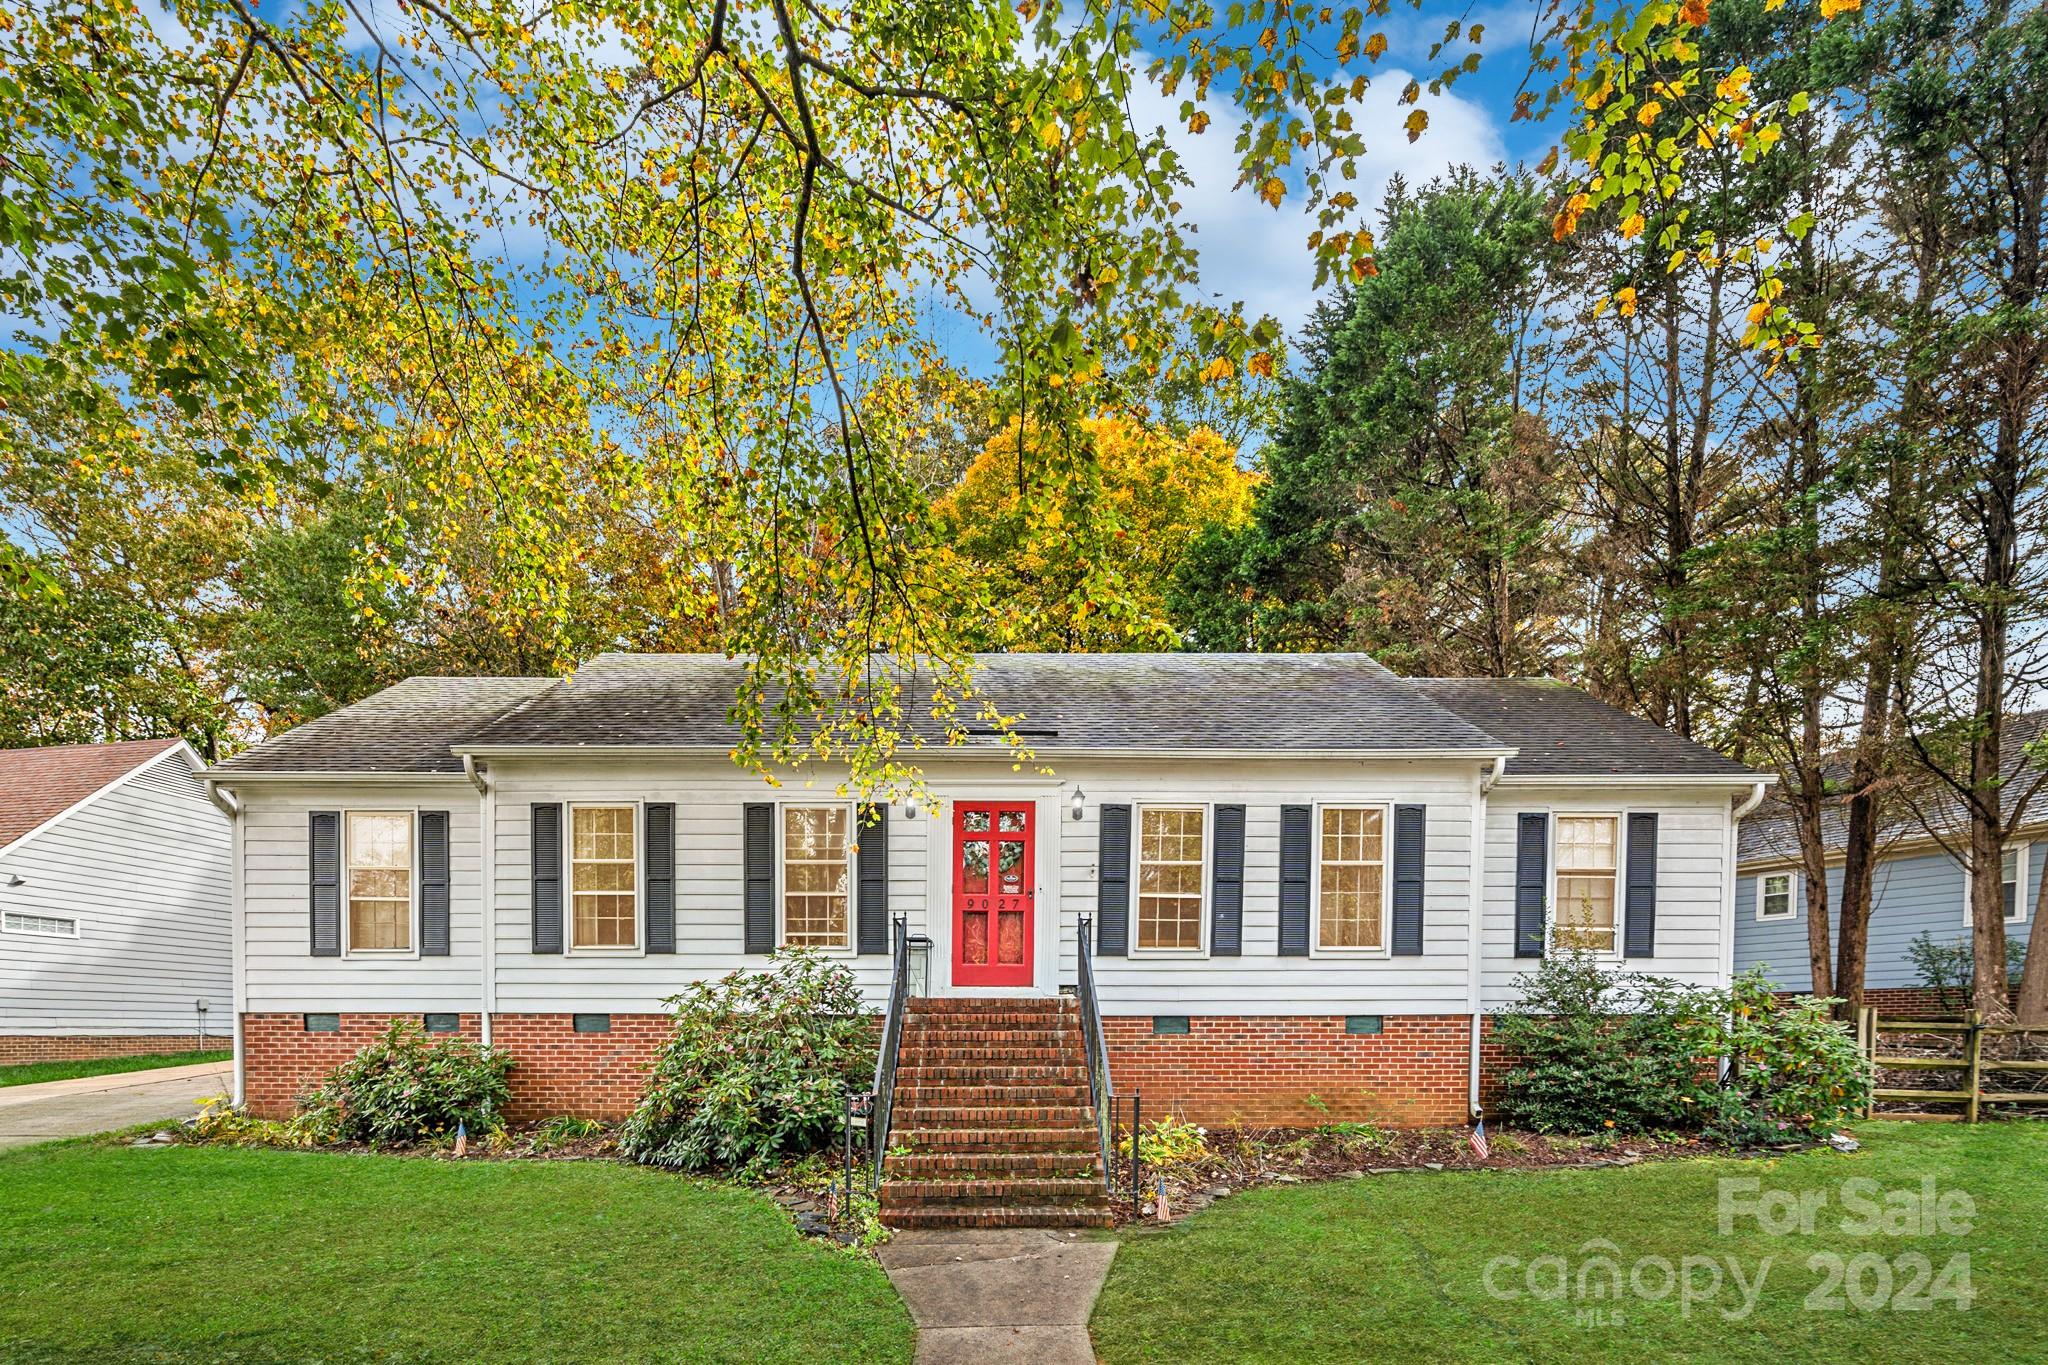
[1480, 790, 1735, 1009]
[231, 757, 1742, 1021]
[238, 781, 484, 1014]
[0, 753, 232, 1036]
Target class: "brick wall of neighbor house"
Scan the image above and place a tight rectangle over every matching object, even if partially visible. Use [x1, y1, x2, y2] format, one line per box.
[241, 1014, 483, 1118]
[1102, 1014, 1474, 1127]
[0, 1033, 226, 1066]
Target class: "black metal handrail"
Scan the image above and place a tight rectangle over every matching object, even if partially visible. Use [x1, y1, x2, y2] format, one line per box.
[868, 913, 912, 1187]
[1076, 913, 1116, 1194]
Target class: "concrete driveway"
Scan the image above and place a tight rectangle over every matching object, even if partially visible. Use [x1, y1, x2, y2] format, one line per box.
[0, 1061, 231, 1150]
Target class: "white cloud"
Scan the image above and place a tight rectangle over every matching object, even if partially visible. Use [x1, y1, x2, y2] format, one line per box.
[1133, 66, 1506, 348]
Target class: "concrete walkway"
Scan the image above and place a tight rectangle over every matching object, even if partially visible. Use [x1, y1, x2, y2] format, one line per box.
[876, 1228, 1117, 1365]
[0, 1060, 230, 1150]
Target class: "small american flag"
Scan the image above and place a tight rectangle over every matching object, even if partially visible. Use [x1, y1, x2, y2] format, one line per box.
[1468, 1117, 1490, 1160]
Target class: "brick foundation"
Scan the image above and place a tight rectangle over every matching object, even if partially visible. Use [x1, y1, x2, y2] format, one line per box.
[487, 1014, 671, 1122]
[1103, 1014, 1474, 1127]
[238, 1012, 666, 1122]
[242, 1013, 483, 1118]
[0, 1034, 224, 1066]
[240, 1010, 1486, 1128]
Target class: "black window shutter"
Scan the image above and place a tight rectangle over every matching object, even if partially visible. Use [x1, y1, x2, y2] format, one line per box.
[1211, 804, 1246, 956]
[1096, 804, 1130, 956]
[644, 802, 676, 954]
[531, 803, 563, 954]
[1515, 811, 1548, 958]
[1624, 811, 1659, 957]
[1390, 804, 1426, 956]
[418, 810, 451, 957]
[1278, 804, 1311, 956]
[743, 803, 775, 954]
[856, 803, 889, 954]
[309, 811, 340, 957]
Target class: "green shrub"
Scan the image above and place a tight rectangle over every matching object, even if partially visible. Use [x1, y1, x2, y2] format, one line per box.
[1908, 930, 2026, 1010]
[1491, 954, 1867, 1145]
[297, 1020, 513, 1146]
[619, 951, 875, 1174]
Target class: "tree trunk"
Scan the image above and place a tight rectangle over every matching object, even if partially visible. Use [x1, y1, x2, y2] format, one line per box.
[2018, 853, 2048, 1025]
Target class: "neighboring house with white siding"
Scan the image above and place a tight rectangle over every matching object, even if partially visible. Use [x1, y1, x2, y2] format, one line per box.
[1734, 712, 2046, 1014]
[0, 739, 232, 1063]
[206, 655, 1770, 1129]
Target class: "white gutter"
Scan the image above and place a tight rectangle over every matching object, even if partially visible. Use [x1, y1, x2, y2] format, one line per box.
[462, 753, 488, 796]
[205, 778, 242, 817]
[1479, 754, 1507, 795]
[1492, 773, 1780, 789]
[198, 770, 470, 784]
[1732, 780, 1769, 820]
[447, 743, 1523, 763]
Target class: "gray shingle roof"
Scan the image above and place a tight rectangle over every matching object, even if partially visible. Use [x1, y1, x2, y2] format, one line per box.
[210, 677, 557, 774]
[459, 653, 1507, 753]
[1408, 677, 1759, 779]
[211, 655, 1771, 779]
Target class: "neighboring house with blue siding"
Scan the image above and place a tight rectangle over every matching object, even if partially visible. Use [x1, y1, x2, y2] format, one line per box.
[1733, 712, 2046, 1008]
[0, 739, 233, 1062]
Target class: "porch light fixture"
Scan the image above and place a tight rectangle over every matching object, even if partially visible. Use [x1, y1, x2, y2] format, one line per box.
[1071, 786, 1085, 822]
[902, 794, 920, 819]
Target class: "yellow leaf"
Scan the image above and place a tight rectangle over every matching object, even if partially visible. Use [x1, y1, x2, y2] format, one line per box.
[1188, 111, 1211, 134]
[1404, 108, 1428, 142]
[1615, 286, 1638, 316]
[1620, 212, 1646, 239]
[1637, 101, 1662, 125]
[1259, 176, 1286, 207]
[1039, 120, 1062, 149]
[1819, 0, 1860, 15]
[1364, 32, 1387, 61]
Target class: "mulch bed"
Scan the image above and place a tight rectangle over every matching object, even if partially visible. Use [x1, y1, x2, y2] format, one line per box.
[1114, 1125, 1789, 1227]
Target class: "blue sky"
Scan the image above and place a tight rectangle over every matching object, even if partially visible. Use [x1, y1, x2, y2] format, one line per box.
[1085, 2, 1560, 361]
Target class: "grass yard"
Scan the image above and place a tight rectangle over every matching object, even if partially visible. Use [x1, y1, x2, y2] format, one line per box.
[0, 1142, 913, 1364]
[0, 1049, 231, 1088]
[1092, 1122, 2048, 1364]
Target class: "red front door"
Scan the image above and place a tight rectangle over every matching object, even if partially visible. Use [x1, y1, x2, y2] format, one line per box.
[953, 802, 1034, 988]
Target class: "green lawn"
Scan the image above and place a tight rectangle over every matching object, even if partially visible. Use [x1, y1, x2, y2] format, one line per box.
[0, 1050, 231, 1088]
[0, 1142, 913, 1364]
[1092, 1122, 2047, 1364]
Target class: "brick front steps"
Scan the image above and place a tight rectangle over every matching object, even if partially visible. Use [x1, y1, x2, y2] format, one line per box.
[880, 998, 1113, 1230]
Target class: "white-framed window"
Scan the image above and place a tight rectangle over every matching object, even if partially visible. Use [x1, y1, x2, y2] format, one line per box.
[569, 803, 639, 951]
[1757, 871, 1796, 921]
[780, 803, 853, 951]
[1313, 803, 1390, 954]
[345, 810, 414, 954]
[1135, 804, 1207, 954]
[2, 910, 78, 938]
[1966, 844, 2029, 924]
[1551, 813, 1620, 955]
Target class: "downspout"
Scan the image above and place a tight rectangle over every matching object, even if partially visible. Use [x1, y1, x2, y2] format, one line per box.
[1468, 760, 1501, 1120]
[465, 756, 494, 1047]
[1724, 781, 1768, 987]
[208, 781, 247, 1108]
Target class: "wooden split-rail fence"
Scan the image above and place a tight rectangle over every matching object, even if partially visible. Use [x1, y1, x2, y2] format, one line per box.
[1856, 1007, 2048, 1122]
